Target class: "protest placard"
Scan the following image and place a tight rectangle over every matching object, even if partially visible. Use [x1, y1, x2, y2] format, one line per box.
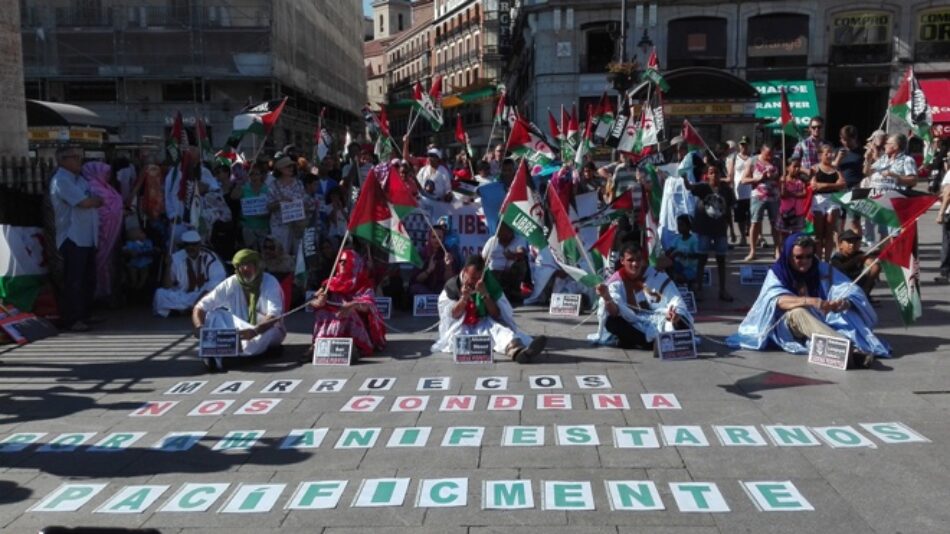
[807, 334, 850, 371]
[413, 295, 439, 317]
[739, 265, 769, 286]
[240, 196, 269, 217]
[453, 335, 493, 364]
[199, 328, 240, 357]
[280, 199, 306, 224]
[681, 291, 697, 314]
[375, 297, 392, 320]
[655, 330, 697, 360]
[549, 293, 582, 316]
[313, 338, 354, 365]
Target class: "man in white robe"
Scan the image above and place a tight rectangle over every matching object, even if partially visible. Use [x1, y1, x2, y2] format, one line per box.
[193, 249, 285, 357]
[153, 230, 225, 317]
[432, 255, 546, 363]
[589, 243, 692, 348]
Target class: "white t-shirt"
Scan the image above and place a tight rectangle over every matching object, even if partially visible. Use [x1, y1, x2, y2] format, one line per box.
[482, 235, 528, 271]
[731, 153, 753, 200]
[416, 164, 452, 200]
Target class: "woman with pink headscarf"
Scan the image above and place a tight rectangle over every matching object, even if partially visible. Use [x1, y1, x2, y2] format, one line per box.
[82, 161, 123, 300]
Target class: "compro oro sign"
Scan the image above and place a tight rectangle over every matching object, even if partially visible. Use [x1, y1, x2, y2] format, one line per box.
[751, 81, 818, 130]
[831, 11, 892, 46]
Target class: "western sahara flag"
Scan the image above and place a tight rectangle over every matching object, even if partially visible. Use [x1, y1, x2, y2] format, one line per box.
[500, 160, 548, 249]
[412, 76, 444, 131]
[575, 190, 635, 229]
[507, 116, 557, 167]
[889, 67, 934, 164]
[0, 225, 47, 311]
[831, 188, 936, 229]
[546, 183, 602, 288]
[348, 177, 422, 267]
[588, 222, 618, 276]
[228, 98, 287, 146]
[879, 223, 921, 325]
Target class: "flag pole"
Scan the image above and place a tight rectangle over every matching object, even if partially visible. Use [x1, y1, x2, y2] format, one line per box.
[315, 229, 351, 297]
[418, 210, 450, 256]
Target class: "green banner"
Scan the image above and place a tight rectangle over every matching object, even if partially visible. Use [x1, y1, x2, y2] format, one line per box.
[751, 80, 819, 131]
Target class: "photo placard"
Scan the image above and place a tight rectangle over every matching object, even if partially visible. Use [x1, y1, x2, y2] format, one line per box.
[375, 297, 392, 320]
[240, 196, 269, 217]
[681, 291, 697, 314]
[807, 334, 850, 371]
[549, 293, 582, 316]
[413, 294, 439, 317]
[199, 328, 240, 357]
[280, 199, 306, 224]
[739, 265, 769, 286]
[655, 330, 697, 360]
[313, 337, 354, 366]
[453, 335, 493, 364]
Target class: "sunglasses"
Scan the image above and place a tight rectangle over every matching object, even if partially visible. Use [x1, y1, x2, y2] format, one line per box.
[793, 254, 814, 260]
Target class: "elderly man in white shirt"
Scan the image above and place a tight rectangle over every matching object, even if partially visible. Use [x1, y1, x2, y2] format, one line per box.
[192, 249, 286, 362]
[416, 147, 453, 201]
[153, 230, 226, 317]
[867, 134, 918, 191]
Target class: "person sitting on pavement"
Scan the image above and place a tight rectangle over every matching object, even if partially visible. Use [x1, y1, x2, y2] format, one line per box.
[409, 223, 459, 299]
[309, 249, 387, 359]
[432, 254, 547, 363]
[192, 248, 286, 356]
[727, 233, 890, 367]
[589, 243, 692, 349]
[830, 229, 880, 302]
[153, 230, 226, 317]
[481, 222, 529, 304]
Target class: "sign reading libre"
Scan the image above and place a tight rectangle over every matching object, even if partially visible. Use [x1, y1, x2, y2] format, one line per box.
[453, 335, 493, 364]
[807, 334, 850, 370]
[655, 330, 697, 360]
[413, 295, 439, 317]
[199, 329, 240, 357]
[313, 338, 354, 366]
[549, 293, 582, 316]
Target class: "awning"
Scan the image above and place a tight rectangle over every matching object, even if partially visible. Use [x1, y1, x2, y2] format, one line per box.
[750, 80, 819, 132]
[26, 100, 118, 132]
[920, 79, 950, 123]
[921, 79, 950, 138]
[627, 67, 761, 121]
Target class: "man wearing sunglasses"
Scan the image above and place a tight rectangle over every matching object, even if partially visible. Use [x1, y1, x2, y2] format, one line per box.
[792, 116, 825, 171]
[728, 233, 890, 368]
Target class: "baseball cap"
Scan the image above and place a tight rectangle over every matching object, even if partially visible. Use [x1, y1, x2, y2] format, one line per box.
[839, 229, 861, 242]
[426, 148, 442, 159]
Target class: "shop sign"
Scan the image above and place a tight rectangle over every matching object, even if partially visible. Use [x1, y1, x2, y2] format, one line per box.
[750, 81, 819, 129]
[747, 36, 807, 57]
[832, 11, 891, 46]
[918, 7, 950, 42]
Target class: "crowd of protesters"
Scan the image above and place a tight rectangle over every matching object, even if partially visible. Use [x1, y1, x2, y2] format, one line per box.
[46, 118, 948, 369]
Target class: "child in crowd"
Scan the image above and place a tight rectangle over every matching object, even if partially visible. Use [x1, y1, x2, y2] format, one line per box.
[664, 214, 700, 288]
[122, 226, 156, 296]
[776, 157, 809, 247]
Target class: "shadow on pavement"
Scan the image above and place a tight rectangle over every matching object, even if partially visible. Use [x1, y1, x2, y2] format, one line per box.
[0, 386, 143, 425]
[0, 480, 33, 506]
[717, 370, 836, 400]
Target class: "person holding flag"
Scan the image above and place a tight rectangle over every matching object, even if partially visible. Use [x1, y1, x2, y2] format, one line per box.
[684, 163, 734, 302]
[432, 254, 547, 364]
[727, 233, 890, 367]
[589, 242, 692, 350]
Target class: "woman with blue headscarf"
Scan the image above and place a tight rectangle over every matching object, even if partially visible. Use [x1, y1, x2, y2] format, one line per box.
[727, 233, 889, 367]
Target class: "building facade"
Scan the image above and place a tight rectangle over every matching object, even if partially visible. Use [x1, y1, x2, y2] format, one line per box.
[20, 0, 367, 156]
[363, 0, 509, 158]
[505, 0, 950, 148]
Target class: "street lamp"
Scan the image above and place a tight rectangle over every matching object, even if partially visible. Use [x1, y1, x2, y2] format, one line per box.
[637, 29, 653, 56]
